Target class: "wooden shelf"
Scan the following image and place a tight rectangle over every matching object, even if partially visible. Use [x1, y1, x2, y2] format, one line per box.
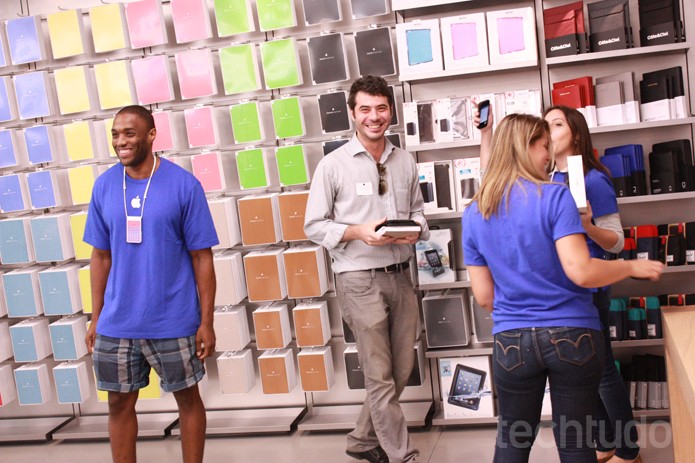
[546, 42, 690, 68]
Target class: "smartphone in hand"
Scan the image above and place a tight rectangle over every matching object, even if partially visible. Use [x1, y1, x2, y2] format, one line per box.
[477, 99, 491, 129]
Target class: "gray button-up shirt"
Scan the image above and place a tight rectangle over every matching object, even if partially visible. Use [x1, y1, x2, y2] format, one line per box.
[304, 135, 429, 273]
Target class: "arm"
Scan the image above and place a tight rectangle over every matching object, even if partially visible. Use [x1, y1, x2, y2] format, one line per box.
[190, 248, 216, 360]
[473, 104, 494, 172]
[304, 161, 405, 248]
[583, 207, 624, 253]
[85, 247, 111, 353]
[468, 265, 494, 312]
[556, 233, 663, 288]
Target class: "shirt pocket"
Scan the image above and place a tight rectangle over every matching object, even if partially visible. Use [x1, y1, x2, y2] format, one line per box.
[394, 185, 411, 215]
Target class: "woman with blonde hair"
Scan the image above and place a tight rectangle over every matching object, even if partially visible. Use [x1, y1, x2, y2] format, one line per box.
[462, 113, 662, 463]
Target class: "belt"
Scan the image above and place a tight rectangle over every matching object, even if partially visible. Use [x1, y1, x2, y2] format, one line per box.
[373, 261, 409, 273]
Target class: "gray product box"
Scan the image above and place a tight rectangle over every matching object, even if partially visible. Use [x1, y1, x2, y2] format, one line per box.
[422, 290, 470, 349]
[470, 295, 494, 345]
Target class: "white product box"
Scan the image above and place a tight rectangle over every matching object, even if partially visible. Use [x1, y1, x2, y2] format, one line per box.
[0, 363, 17, 406]
[486, 7, 537, 65]
[208, 196, 241, 250]
[395, 19, 444, 77]
[213, 250, 247, 306]
[440, 13, 489, 70]
[434, 98, 454, 143]
[213, 305, 250, 352]
[567, 155, 587, 212]
[216, 349, 255, 394]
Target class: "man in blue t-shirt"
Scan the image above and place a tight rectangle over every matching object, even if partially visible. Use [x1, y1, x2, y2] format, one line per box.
[84, 105, 218, 463]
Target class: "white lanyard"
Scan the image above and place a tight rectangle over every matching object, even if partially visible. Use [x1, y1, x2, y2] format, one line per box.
[123, 153, 157, 220]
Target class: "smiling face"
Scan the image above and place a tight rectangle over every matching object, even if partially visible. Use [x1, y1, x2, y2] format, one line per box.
[111, 112, 156, 168]
[528, 133, 552, 178]
[544, 109, 576, 161]
[349, 91, 392, 145]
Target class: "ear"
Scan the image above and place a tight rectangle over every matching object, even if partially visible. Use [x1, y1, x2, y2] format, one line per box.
[148, 127, 157, 143]
[348, 108, 356, 122]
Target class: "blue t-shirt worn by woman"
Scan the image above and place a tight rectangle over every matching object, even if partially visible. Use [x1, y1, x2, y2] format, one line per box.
[551, 168, 618, 259]
[84, 158, 219, 339]
[462, 179, 601, 334]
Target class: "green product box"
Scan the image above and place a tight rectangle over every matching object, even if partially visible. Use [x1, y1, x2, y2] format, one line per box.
[276, 144, 309, 186]
[271, 96, 304, 139]
[230, 101, 262, 144]
[213, 0, 254, 36]
[220, 44, 260, 95]
[256, 0, 296, 31]
[259, 39, 302, 89]
[236, 148, 268, 190]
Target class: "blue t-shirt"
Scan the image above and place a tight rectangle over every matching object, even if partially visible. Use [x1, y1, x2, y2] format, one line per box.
[84, 158, 219, 339]
[551, 168, 618, 259]
[462, 179, 600, 334]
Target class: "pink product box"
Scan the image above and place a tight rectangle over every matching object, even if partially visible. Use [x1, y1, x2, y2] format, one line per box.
[170, 0, 211, 44]
[152, 111, 174, 152]
[175, 49, 216, 99]
[124, 0, 167, 48]
[184, 106, 217, 148]
[131, 55, 173, 105]
[191, 151, 225, 192]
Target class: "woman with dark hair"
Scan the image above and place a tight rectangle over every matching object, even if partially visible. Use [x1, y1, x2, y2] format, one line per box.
[544, 105, 641, 463]
[464, 112, 662, 462]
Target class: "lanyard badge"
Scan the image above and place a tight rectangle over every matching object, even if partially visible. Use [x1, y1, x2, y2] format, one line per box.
[123, 154, 157, 244]
[126, 216, 142, 243]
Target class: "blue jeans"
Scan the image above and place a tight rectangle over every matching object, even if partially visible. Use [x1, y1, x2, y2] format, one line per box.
[592, 290, 640, 459]
[493, 327, 605, 463]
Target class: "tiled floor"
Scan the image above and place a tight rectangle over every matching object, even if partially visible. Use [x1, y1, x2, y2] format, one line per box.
[1, 421, 674, 462]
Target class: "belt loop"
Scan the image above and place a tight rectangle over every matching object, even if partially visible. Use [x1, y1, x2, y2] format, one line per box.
[370, 269, 376, 278]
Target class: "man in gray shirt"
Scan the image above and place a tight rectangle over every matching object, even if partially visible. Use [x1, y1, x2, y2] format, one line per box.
[305, 75, 429, 463]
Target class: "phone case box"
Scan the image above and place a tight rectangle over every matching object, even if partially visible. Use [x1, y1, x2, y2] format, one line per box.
[415, 228, 456, 285]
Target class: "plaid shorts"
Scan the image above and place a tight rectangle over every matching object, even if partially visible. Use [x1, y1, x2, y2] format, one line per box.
[93, 334, 205, 393]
